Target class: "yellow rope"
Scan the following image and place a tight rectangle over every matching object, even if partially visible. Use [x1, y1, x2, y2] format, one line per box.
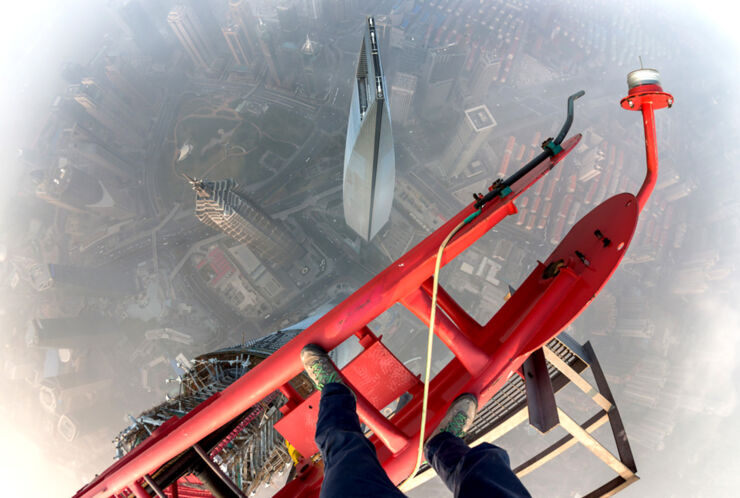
[409, 209, 481, 479]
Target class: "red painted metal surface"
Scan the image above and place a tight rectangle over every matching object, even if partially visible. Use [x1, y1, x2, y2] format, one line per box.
[401, 287, 489, 374]
[340, 342, 420, 410]
[73, 133, 580, 498]
[163, 477, 212, 498]
[210, 392, 278, 458]
[129, 481, 149, 498]
[620, 82, 674, 212]
[74, 76, 671, 498]
[275, 340, 421, 457]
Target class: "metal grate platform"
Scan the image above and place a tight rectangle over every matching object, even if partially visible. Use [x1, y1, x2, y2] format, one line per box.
[400, 333, 638, 497]
[465, 337, 587, 444]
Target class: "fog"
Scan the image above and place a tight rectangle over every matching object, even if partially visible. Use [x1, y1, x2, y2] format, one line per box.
[0, 0, 737, 496]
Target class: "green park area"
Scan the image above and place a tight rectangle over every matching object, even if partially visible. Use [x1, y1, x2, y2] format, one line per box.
[156, 95, 314, 206]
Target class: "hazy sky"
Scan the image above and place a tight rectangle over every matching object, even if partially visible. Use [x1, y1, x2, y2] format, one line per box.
[1, 1, 739, 496]
[0, 5, 112, 495]
[0, 0, 112, 206]
[0, 413, 82, 496]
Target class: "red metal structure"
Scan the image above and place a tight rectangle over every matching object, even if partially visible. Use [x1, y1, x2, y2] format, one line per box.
[74, 70, 672, 498]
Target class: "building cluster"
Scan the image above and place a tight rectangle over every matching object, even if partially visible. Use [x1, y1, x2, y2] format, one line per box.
[161, 0, 332, 97]
[357, 1, 723, 478]
[114, 329, 313, 495]
[0, 0, 732, 493]
[0, 0, 341, 483]
[185, 176, 325, 322]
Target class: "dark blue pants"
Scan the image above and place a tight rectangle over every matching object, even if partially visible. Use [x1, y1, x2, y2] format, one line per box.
[315, 383, 530, 498]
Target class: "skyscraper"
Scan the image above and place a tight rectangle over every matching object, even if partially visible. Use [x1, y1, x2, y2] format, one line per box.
[71, 80, 145, 147]
[343, 17, 396, 241]
[30, 315, 114, 349]
[222, 24, 251, 67]
[373, 15, 392, 54]
[185, 0, 221, 42]
[168, 5, 214, 70]
[229, 0, 259, 59]
[470, 50, 501, 99]
[304, 0, 322, 21]
[300, 34, 320, 96]
[257, 20, 282, 87]
[80, 77, 147, 133]
[188, 177, 304, 269]
[421, 45, 467, 113]
[30, 263, 138, 296]
[390, 72, 417, 125]
[441, 105, 497, 177]
[103, 57, 153, 113]
[276, 4, 299, 35]
[118, 0, 168, 59]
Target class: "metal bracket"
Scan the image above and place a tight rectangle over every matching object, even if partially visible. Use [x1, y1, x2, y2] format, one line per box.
[522, 348, 559, 433]
[543, 139, 563, 156]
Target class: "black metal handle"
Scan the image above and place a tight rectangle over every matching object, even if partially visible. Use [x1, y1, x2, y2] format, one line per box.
[554, 90, 585, 145]
[474, 90, 585, 209]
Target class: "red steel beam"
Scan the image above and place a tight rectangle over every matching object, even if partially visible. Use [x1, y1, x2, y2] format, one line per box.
[129, 482, 149, 498]
[636, 101, 657, 211]
[400, 287, 489, 374]
[73, 136, 580, 498]
[80, 76, 673, 497]
[420, 279, 482, 335]
[370, 192, 640, 487]
[619, 76, 674, 212]
[352, 384, 409, 453]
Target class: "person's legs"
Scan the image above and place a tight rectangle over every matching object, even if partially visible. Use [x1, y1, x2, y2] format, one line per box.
[301, 344, 404, 498]
[315, 383, 405, 498]
[424, 394, 530, 498]
[425, 432, 530, 498]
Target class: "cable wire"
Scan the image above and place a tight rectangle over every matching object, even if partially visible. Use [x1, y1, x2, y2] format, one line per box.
[409, 209, 481, 479]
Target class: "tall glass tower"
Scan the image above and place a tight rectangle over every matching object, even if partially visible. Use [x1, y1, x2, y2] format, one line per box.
[343, 17, 395, 241]
[188, 177, 304, 269]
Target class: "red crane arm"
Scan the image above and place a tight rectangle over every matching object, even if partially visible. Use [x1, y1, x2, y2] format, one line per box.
[74, 73, 672, 497]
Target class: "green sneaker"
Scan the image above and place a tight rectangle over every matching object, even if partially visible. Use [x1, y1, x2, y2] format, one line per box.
[300, 344, 343, 391]
[434, 393, 478, 438]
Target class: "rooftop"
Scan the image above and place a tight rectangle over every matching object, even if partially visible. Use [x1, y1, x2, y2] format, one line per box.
[392, 72, 418, 91]
[465, 105, 497, 132]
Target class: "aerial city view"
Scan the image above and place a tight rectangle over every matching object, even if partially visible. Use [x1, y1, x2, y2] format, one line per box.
[0, 0, 737, 496]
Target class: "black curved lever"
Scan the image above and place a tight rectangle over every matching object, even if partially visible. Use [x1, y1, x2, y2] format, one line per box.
[474, 90, 585, 210]
[554, 90, 585, 145]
